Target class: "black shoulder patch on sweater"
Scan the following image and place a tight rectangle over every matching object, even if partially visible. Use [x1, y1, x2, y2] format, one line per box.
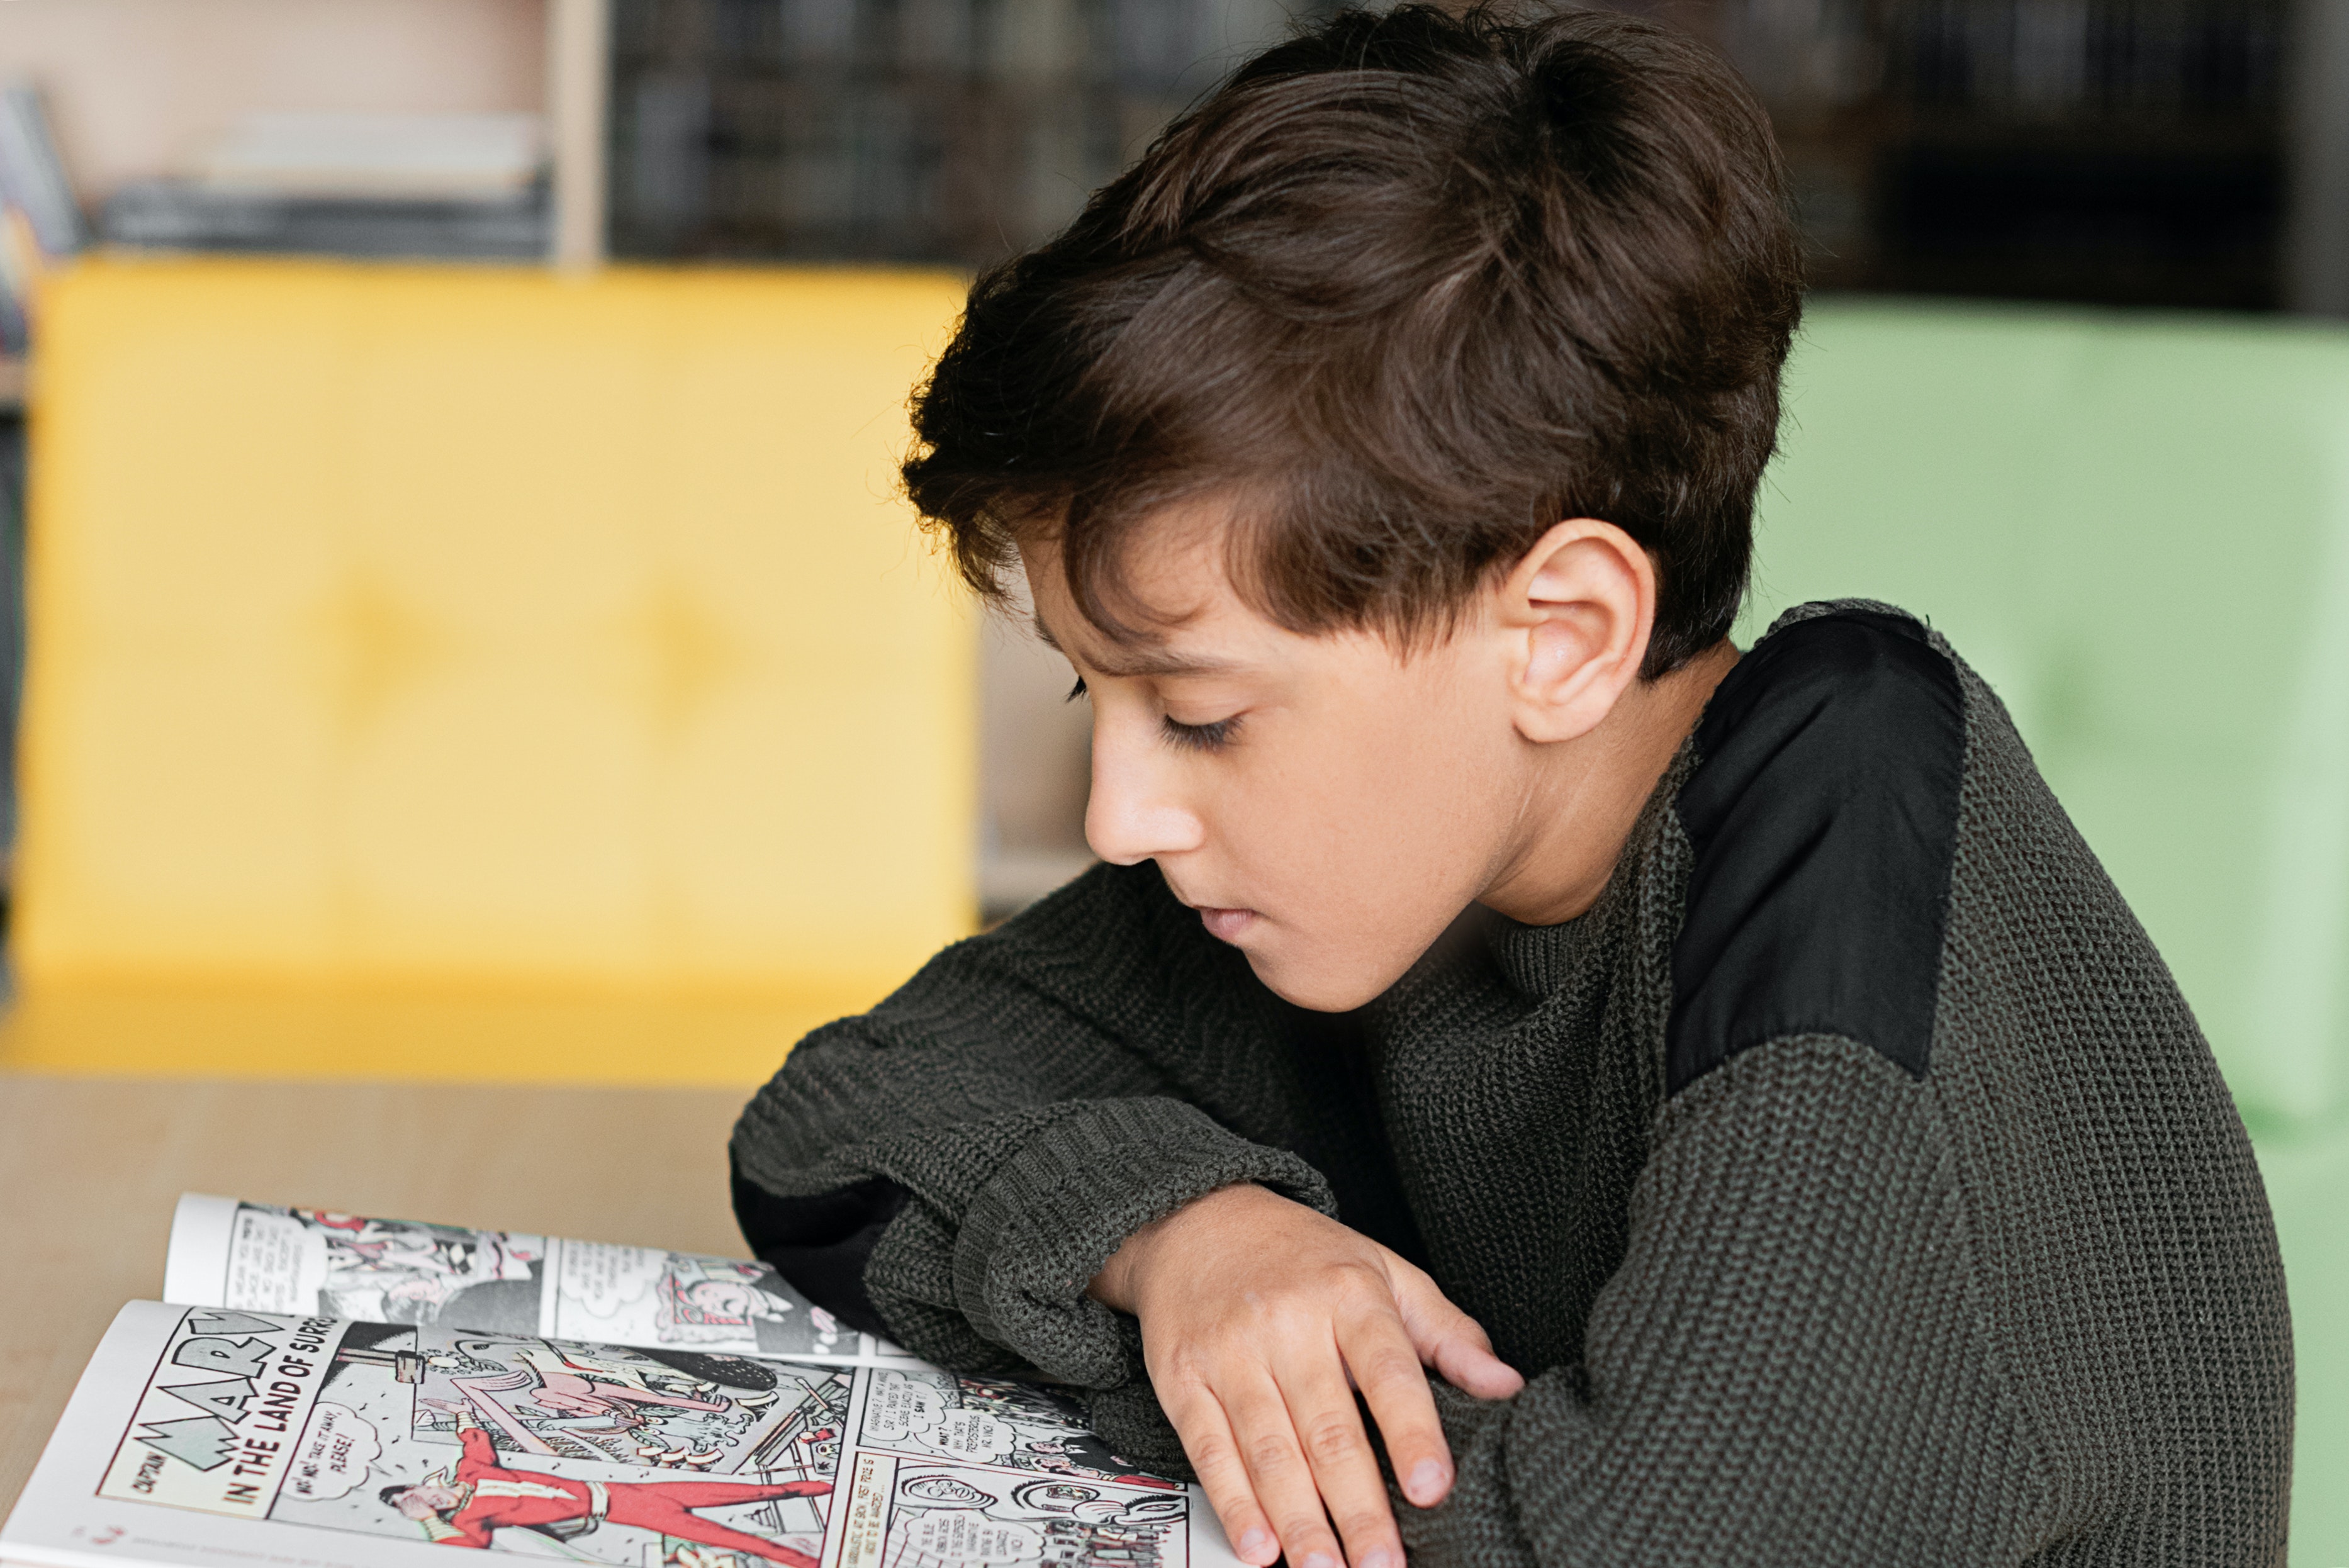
[1667, 607, 1965, 1094]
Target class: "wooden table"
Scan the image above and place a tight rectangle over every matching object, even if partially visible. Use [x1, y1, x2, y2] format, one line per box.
[0, 1073, 758, 1519]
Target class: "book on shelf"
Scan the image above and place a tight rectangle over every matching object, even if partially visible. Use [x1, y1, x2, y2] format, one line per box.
[101, 182, 550, 260]
[101, 111, 550, 261]
[3, 1196, 1238, 1568]
[0, 82, 86, 259]
[0, 79, 84, 361]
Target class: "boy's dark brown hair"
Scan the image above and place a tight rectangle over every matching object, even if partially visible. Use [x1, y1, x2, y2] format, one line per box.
[903, 3, 1804, 677]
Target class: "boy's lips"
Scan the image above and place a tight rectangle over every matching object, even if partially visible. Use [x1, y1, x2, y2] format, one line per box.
[1163, 879, 1260, 942]
[1196, 905, 1259, 942]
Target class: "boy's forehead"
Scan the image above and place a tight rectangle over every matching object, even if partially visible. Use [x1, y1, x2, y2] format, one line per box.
[1024, 522, 1263, 678]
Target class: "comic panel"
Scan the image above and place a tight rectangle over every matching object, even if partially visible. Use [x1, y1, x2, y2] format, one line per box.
[289, 1421, 836, 1568]
[408, 1327, 851, 1476]
[827, 1454, 1192, 1568]
[173, 1197, 895, 1362]
[848, 1370, 1179, 1491]
[550, 1243, 865, 1362]
[101, 1308, 843, 1568]
[186, 1201, 553, 1333]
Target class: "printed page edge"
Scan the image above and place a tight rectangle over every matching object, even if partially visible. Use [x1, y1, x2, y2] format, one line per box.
[159, 1196, 237, 1308]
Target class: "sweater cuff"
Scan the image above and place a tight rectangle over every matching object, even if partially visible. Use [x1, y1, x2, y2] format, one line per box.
[950, 1095, 1337, 1386]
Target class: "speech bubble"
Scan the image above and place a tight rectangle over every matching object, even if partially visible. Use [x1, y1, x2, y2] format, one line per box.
[224, 1210, 330, 1315]
[863, 1371, 948, 1445]
[283, 1403, 381, 1502]
[899, 1512, 1043, 1564]
[560, 1242, 668, 1321]
[864, 1373, 1021, 1464]
[923, 1407, 1016, 1462]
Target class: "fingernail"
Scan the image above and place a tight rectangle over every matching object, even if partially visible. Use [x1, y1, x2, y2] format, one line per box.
[1362, 1551, 1400, 1568]
[1408, 1459, 1449, 1503]
[1302, 1554, 1341, 1568]
[1238, 1529, 1275, 1562]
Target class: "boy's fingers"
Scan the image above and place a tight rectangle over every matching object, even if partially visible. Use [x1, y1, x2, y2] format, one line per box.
[1275, 1332, 1406, 1567]
[1161, 1386, 1278, 1566]
[1219, 1369, 1347, 1568]
[1338, 1314, 1454, 1509]
[1389, 1268, 1525, 1399]
[1430, 1335, 1525, 1400]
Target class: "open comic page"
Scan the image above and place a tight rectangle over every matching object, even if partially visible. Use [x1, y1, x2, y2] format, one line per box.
[164, 1196, 908, 1365]
[821, 1368, 1197, 1568]
[0, 1304, 1241, 1568]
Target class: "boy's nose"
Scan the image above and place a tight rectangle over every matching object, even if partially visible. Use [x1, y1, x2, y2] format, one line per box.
[1084, 726, 1206, 865]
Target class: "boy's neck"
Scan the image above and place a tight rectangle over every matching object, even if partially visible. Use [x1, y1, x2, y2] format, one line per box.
[1479, 639, 1741, 928]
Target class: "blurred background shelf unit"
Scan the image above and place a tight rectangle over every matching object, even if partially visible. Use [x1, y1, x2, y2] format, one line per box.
[605, 0, 1341, 266]
[1723, 0, 2293, 311]
[605, 0, 2306, 311]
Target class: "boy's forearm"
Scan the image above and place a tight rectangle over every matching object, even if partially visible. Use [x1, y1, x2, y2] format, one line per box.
[946, 1095, 1337, 1384]
[737, 1044, 1336, 1383]
[1394, 1036, 2031, 1568]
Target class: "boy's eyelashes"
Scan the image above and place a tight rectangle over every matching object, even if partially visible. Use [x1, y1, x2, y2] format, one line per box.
[1065, 673, 1240, 753]
[1161, 714, 1239, 753]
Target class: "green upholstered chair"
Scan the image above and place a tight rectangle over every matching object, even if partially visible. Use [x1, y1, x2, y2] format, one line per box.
[1742, 298, 2349, 1559]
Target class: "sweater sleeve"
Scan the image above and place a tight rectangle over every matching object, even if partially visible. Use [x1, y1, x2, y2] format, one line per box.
[729, 861, 1337, 1390]
[1396, 1035, 2041, 1568]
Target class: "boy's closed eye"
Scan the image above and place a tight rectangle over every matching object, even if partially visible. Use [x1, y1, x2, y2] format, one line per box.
[1065, 673, 1243, 753]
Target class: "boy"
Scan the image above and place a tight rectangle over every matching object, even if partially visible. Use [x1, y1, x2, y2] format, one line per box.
[731, 6, 2294, 1565]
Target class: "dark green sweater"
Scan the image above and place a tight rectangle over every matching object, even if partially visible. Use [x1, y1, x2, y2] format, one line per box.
[731, 602, 2294, 1565]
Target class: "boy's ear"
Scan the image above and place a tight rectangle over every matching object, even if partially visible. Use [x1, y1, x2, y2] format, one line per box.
[1495, 518, 1655, 744]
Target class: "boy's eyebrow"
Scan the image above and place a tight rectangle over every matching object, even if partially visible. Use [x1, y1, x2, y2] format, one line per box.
[1030, 615, 1243, 678]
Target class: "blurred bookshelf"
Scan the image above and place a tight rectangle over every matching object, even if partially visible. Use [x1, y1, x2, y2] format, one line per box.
[1718, 0, 2291, 311]
[605, 0, 1338, 266]
[602, 0, 2301, 310]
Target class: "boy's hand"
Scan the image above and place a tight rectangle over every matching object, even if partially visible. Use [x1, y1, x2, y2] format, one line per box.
[1090, 1184, 1524, 1568]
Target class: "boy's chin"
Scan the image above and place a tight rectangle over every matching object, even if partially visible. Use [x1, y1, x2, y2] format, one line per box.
[1240, 945, 1396, 1014]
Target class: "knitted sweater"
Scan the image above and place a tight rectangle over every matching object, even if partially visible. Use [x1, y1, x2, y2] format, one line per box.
[730, 602, 2295, 1565]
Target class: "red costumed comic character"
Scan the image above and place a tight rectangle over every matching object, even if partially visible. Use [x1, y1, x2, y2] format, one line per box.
[384, 1426, 830, 1568]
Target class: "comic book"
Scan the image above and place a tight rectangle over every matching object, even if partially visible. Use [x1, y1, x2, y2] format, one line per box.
[1, 1206, 1243, 1568]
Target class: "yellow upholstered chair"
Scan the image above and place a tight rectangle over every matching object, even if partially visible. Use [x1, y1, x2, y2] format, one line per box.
[0, 257, 976, 1084]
